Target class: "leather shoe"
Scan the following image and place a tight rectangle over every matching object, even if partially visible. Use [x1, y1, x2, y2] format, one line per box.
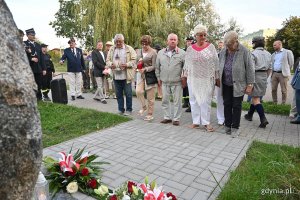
[77, 95, 85, 99]
[160, 119, 172, 124]
[185, 107, 191, 112]
[93, 98, 100, 101]
[71, 96, 75, 101]
[173, 121, 180, 126]
[290, 119, 300, 124]
[244, 114, 253, 121]
[101, 100, 107, 104]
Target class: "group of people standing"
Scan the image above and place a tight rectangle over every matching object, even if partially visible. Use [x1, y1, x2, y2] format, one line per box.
[23, 23, 299, 137]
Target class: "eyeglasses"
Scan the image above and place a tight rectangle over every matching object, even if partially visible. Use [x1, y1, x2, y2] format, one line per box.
[141, 42, 148, 46]
[196, 33, 207, 37]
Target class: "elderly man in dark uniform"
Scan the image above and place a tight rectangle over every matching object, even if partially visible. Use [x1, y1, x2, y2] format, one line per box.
[60, 38, 86, 100]
[24, 28, 46, 100]
[244, 37, 272, 128]
[41, 44, 55, 101]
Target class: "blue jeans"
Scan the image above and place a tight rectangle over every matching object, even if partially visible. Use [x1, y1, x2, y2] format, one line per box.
[114, 80, 132, 112]
[296, 89, 300, 120]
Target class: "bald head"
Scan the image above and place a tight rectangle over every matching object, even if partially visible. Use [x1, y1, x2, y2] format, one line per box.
[273, 40, 282, 51]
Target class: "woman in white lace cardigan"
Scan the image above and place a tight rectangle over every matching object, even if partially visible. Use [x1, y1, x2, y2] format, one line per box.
[182, 24, 219, 131]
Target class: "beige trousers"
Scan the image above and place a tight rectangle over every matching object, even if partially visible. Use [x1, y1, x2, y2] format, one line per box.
[271, 72, 288, 104]
[136, 80, 156, 115]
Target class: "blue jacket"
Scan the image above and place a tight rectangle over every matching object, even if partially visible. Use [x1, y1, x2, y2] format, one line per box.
[60, 47, 86, 72]
[291, 64, 300, 90]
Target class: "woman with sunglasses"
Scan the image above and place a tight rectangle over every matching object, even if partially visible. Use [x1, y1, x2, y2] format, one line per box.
[136, 35, 158, 121]
[182, 24, 219, 132]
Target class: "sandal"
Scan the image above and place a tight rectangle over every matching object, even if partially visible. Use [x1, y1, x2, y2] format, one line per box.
[138, 108, 147, 116]
[204, 124, 214, 132]
[144, 115, 154, 121]
[188, 124, 200, 129]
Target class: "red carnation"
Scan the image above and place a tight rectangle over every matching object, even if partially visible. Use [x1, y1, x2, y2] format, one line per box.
[65, 171, 76, 177]
[166, 192, 177, 200]
[87, 179, 98, 189]
[127, 181, 137, 194]
[81, 167, 89, 176]
[110, 195, 118, 200]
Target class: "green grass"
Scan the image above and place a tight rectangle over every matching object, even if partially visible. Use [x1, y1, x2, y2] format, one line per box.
[38, 102, 130, 147]
[212, 101, 290, 115]
[218, 141, 300, 200]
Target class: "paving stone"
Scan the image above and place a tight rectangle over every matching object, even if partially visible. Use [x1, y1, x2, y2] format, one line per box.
[179, 187, 198, 200]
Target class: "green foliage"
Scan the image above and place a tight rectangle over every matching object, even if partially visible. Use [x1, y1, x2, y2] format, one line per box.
[212, 101, 290, 116]
[266, 16, 300, 59]
[38, 102, 130, 147]
[218, 141, 300, 199]
[51, 0, 229, 48]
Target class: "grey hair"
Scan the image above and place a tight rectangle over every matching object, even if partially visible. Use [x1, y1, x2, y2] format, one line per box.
[167, 33, 178, 40]
[194, 24, 207, 34]
[114, 34, 124, 42]
[224, 31, 238, 45]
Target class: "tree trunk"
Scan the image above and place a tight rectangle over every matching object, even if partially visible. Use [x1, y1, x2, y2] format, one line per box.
[0, 0, 42, 199]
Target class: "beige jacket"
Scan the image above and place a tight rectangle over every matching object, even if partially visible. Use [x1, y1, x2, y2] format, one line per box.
[106, 44, 137, 83]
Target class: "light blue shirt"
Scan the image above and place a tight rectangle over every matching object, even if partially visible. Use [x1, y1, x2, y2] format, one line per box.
[273, 49, 283, 71]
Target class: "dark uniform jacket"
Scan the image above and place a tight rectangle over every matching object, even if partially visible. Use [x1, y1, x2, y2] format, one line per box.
[43, 54, 55, 73]
[60, 47, 86, 72]
[92, 49, 107, 77]
[24, 40, 46, 73]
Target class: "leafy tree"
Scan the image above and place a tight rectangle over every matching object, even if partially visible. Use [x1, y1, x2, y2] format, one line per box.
[266, 16, 300, 60]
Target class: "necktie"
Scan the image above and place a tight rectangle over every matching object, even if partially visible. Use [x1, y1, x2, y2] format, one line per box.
[72, 48, 76, 57]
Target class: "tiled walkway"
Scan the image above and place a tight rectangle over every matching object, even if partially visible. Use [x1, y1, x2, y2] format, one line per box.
[43, 92, 299, 200]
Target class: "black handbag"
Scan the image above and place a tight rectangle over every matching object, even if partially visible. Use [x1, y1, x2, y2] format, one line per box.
[145, 70, 158, 85]
[140, 49, 158, 85]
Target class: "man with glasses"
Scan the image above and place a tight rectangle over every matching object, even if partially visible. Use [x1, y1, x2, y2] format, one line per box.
[106, 34, 137, 115]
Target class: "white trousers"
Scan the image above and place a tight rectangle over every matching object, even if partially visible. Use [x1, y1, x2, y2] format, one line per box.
[161, 84, 182, 121]
[215, 86, 225, 124]
[188, 82, 212, 125]
[94, 77, 105, 100]
[68, 72, 82, 97]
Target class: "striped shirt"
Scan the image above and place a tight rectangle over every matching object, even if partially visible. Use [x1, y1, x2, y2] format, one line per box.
[252, 47, 272, 71]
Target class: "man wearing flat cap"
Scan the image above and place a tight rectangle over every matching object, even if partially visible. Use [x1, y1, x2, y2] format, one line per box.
[24, 28, 46, 101]
[60, 38, 86, 100]
[41, 44, 55, 101]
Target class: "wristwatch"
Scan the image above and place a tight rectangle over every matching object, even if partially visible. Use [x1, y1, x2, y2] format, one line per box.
[247, 84, 253, 87]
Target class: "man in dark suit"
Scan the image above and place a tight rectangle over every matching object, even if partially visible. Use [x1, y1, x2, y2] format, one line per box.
[24, 28, 46, 100]
[41, 44, 55, 101]
[60, 38, 86, 100]
[92, 41, 107, 104]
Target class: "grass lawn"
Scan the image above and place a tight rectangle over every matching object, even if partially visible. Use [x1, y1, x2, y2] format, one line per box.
[38, 102, 130, 147]
[218, 141, 300, 200]
[212, 101, 291, 116]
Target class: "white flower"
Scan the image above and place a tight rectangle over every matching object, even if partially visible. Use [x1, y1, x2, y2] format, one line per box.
[66, 181, 78, 193]
[122, 194, 130, 200]
[94, 185, 109, 196]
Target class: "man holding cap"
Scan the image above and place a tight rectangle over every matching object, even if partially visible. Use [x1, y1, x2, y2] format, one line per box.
[24, 28, 46, 101]
[60, 38, 86, 100]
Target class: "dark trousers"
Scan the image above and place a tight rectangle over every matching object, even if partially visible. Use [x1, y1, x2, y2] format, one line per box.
[42, 71, 53, 97]
[114, 80, 132, 112]
[33, 73, 42, 99]
[183, 86, 189, 103]
[223, 84, 244, 129]
[82, 71, 90, 89]
[296, 89, 300, 118]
